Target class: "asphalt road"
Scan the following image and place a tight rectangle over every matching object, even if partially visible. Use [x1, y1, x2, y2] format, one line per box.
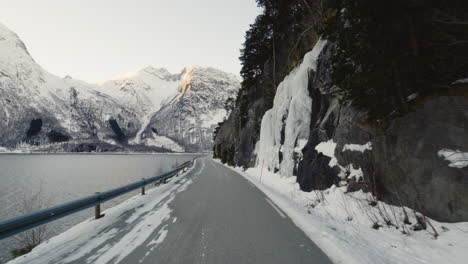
[125, 157, 331, 264]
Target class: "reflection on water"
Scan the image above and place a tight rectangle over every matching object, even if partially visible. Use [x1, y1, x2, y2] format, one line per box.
[0, 153, 198, 263]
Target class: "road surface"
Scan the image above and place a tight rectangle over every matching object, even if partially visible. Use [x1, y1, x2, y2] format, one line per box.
[129, 157, 330, 264]
[10, 157, 331, 264]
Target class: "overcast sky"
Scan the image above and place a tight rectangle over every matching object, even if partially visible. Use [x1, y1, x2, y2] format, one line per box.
[0, 0, 261, 82]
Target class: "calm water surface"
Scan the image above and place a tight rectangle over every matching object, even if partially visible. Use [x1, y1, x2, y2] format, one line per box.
[0, 153, 198, 263]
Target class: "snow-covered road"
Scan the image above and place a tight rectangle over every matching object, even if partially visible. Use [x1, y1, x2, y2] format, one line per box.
[8, 157, 330, 264]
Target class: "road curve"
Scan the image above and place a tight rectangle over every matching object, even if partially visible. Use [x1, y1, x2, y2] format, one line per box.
[125, 157, 331, 264]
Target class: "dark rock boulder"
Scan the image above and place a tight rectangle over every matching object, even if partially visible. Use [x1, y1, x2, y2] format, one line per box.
[109, 119, 126, 142]
[372, 95, 468, 222]
[47, 130, 70, 143]
[26, 118, 43, 138]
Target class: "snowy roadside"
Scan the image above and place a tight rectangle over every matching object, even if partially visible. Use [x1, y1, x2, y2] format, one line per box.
[214, 159, 468, 264]
[7, 160, 200, 264]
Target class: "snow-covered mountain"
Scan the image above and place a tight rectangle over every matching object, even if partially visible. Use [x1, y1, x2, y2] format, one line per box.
[98, 67, 184, 123]
[0, 23, 240, 152]
[139, 67, 241, 152]
[95, 66, 240, 152]
[0, 23, 139, 149]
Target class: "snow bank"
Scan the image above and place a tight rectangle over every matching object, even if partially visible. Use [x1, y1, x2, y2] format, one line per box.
[438, 149, 468, 168]
[215, 160, 468, 264]
[452, 78, 468, 85]
[343, 142, 372, 153]
[256, 39, 328, 177]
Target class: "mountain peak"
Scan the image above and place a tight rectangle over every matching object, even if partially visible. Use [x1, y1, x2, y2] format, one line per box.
[140, 66, 169, 74]
[139, 66, 174, 80]
[0, 22, 33, 60]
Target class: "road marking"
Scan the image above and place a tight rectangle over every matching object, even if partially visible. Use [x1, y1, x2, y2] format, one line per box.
[209, 161, 218, 170]
[194, 159, 205, 176]
[264, 197, 286, 218]
[246, 181, 255, 188]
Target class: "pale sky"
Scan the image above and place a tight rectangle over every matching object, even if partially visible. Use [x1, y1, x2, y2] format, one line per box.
[0, 0, 261, 82]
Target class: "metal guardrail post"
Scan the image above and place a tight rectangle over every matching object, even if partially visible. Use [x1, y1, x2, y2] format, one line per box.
[94, 192, 104, 219]
[141, 178, 146, 195]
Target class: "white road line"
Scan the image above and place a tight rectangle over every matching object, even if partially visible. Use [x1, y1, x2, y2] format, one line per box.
[247, 181, 256, 188]
[264, 197, 286, 218]
[209, 161, 218, 169]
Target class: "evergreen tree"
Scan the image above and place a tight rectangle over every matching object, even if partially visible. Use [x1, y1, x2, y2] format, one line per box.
[323, 0, 468, 119]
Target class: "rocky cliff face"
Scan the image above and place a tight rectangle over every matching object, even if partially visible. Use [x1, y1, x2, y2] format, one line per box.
[371, 95, 468, 222]
[297, 41, 468, 222]
[140, 67, 241, 152]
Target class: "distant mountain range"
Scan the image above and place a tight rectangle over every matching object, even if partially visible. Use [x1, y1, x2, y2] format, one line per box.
[0, 23, 240, 152]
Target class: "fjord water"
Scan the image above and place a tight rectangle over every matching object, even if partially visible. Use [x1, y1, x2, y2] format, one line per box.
[0, 153, 197, 263]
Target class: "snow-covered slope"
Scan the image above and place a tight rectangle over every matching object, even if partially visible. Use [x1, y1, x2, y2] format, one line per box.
[0, 22, 70, 145]
[96, 67, 188, 148]
[98, 67, 184, 132]
[0, 23, 240, 152]
[95, 66, 241, 151]
[0, 22, 140, 149]
[139, 67, 241, 152]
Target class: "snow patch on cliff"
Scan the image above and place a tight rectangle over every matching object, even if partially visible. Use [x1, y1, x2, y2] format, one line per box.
[343, 142, 372, 152]
[452, 78, 468, 85]
[438, 149, 468, 168]
[315, 140, 368, 180]
[315, 140, 338, 167]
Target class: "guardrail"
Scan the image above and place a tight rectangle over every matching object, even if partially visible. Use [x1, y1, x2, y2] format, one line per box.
[0, 159, 195, 240]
